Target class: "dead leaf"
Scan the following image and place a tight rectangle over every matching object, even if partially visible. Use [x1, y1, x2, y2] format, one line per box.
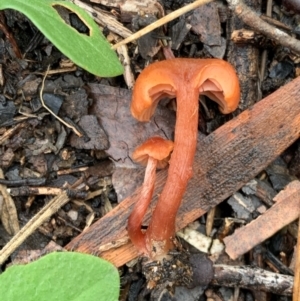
[70, 115, 109, 150]
[190, 2, 221, 46]
[112, 167, 144, 201]
[89, 83, 175, 168]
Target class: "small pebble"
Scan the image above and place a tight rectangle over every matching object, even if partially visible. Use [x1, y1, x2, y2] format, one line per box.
[67, 210, 78, 221]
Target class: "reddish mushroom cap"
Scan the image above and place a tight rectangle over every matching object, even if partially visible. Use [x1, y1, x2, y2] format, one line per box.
[132, 136, 174, 169]
[131, 58, 240, 121]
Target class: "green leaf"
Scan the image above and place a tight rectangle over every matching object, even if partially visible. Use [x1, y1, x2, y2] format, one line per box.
[0, 0, 124, 77]
[0, 252, 120, 301]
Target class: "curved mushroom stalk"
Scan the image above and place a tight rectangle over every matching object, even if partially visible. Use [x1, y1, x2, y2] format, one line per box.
[131, 58, 240, 259]
[127, 137, 174, 255]
[127, 156, 158, 254]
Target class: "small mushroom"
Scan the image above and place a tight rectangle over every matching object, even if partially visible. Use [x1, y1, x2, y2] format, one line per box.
[131, 58, 240, 258]
[128, 137, 174, 254]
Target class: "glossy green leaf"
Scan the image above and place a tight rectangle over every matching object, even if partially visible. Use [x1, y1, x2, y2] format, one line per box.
[0, 0, 123, 77]
[0, 252, 120, 301]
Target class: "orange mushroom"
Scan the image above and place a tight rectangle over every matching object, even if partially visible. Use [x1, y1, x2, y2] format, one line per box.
[128, 137, 174, 254]
[131, 58, 240, 258]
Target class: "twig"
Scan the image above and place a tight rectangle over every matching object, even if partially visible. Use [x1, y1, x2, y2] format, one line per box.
[111, 0, 213, 49]
[226, 0, 300, 55]
[161, 41, 176, 60]
[212, 265, 293, 296]
[0, 169, 19, 236]
[40, 66, 83, 137]
[0, 178, 46, 187]
[7, 183, 104, 200]
[261, 15, 292, 32]
[265, 249, 294, 275]
[34, 66, 77, 76]
[0, 123, 23, 145]
[56, 166, 89, 175]
[0, 191, 69, 265]
[116, 45, 135, 89]
[57, 216, 82, 233]
[293, 218, 300, 300]
[206, 207, 216, 236]
[260, 0, 272, 80]
[84, 189, 105, 201]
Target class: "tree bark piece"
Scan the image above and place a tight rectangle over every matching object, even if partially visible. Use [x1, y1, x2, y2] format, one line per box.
[66, 76, 300, 267]
[224, 180, 300, 260]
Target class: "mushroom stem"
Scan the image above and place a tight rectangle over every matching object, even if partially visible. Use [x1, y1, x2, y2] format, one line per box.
[127, 157, 157, 254]
[145, 88, 199, 257]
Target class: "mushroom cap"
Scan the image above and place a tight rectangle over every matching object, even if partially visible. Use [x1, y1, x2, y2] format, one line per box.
[132, 136, 174, 169]
[131, 58, 240, 121]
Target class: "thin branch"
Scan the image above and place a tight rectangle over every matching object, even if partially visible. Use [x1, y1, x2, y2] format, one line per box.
[260, 0, 272, 80]
[0, 123, 23, 145]
[293, 218, 300, 301]
[0, 168, 19, 236]
[213, 265, 292, 296]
